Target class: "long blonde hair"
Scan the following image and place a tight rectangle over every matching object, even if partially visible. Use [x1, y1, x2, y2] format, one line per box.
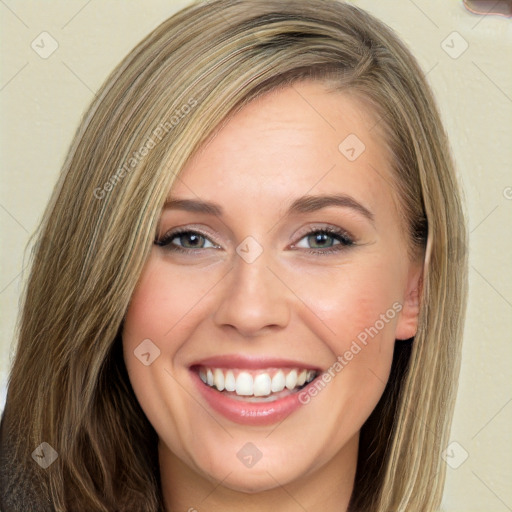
[0, 1, 468, 510]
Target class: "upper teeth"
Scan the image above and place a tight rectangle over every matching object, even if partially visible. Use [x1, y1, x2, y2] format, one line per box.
[199, 368, 317, 397]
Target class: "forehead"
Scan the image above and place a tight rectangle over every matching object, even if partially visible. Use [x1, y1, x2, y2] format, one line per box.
[170, 81, 395, 221]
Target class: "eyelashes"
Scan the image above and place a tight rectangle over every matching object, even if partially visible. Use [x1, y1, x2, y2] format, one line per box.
[154, 225, 355, 256]
[290, 226, 355, 254]
[155, 229, 220, 252]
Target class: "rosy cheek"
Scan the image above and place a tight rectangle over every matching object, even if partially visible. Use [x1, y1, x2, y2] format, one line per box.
[123, 255, 212, 353]
[308, 271, 400, 365]
[122, 264, 164, 345]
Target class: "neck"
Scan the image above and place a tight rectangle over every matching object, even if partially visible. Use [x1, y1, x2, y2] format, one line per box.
[158, 433, 359, 512]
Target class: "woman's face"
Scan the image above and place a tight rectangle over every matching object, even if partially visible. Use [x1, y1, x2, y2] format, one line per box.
[122, 81, 422, 495]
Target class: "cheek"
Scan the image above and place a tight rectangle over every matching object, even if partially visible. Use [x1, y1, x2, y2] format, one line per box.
[121, 257, 210, 453]
[293, 257, 403, 354]
[292, 257, 403, 423]
[121, 257, 189, 410]
[122, 254, 214, 344]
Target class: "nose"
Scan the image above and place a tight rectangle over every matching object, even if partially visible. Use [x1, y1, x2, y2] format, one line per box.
[213, 248, 291, 338]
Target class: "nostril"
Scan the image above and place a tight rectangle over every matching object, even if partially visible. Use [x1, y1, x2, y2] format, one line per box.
[463, 0, 512, 17]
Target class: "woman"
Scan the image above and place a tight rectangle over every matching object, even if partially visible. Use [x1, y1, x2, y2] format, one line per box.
[0, 0, 468, 510]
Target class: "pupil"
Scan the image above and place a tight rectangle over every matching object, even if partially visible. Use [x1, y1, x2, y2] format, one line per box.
[310, 233, 331, 248]
[184, 233, 202, 248]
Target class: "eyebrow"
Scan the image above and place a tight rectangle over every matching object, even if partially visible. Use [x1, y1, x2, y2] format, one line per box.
[163, 193, 374, 223]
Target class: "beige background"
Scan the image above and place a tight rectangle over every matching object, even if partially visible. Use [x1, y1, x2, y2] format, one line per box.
[1, 1, 511, 510]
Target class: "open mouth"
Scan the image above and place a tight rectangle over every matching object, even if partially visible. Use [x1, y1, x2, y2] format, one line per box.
[191, 366, 320, 403]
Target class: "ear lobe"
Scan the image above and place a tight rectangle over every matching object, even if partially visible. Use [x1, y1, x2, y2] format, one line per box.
[395, 269, 423, 341]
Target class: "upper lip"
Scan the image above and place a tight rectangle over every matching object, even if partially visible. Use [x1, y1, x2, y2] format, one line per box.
[189, 354, 322, 371]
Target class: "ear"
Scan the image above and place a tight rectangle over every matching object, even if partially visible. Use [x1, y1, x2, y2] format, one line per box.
[395, 264, 423, 341]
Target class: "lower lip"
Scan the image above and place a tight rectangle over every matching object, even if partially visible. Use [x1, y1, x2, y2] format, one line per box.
[191, 371, 312, 426]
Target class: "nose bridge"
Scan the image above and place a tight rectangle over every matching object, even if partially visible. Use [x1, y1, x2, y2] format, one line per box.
[213, 240, 291, 335]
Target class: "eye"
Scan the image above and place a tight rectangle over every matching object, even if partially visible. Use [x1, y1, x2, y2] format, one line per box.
[154, 229, 219, 253]
[293, 226, 355, 255]
[154, 225, 355, 255]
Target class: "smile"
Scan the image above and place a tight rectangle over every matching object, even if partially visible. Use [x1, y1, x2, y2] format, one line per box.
[189, 356, 323, 425]
[197, 367, 318, 400]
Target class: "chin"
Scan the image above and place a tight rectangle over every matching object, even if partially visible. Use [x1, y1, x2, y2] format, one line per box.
[198, 446, 315, 495]
[212, 470, 290, 494]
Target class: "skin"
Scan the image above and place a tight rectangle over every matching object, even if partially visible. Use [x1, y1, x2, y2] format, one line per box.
[122, 81, 423, 512]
